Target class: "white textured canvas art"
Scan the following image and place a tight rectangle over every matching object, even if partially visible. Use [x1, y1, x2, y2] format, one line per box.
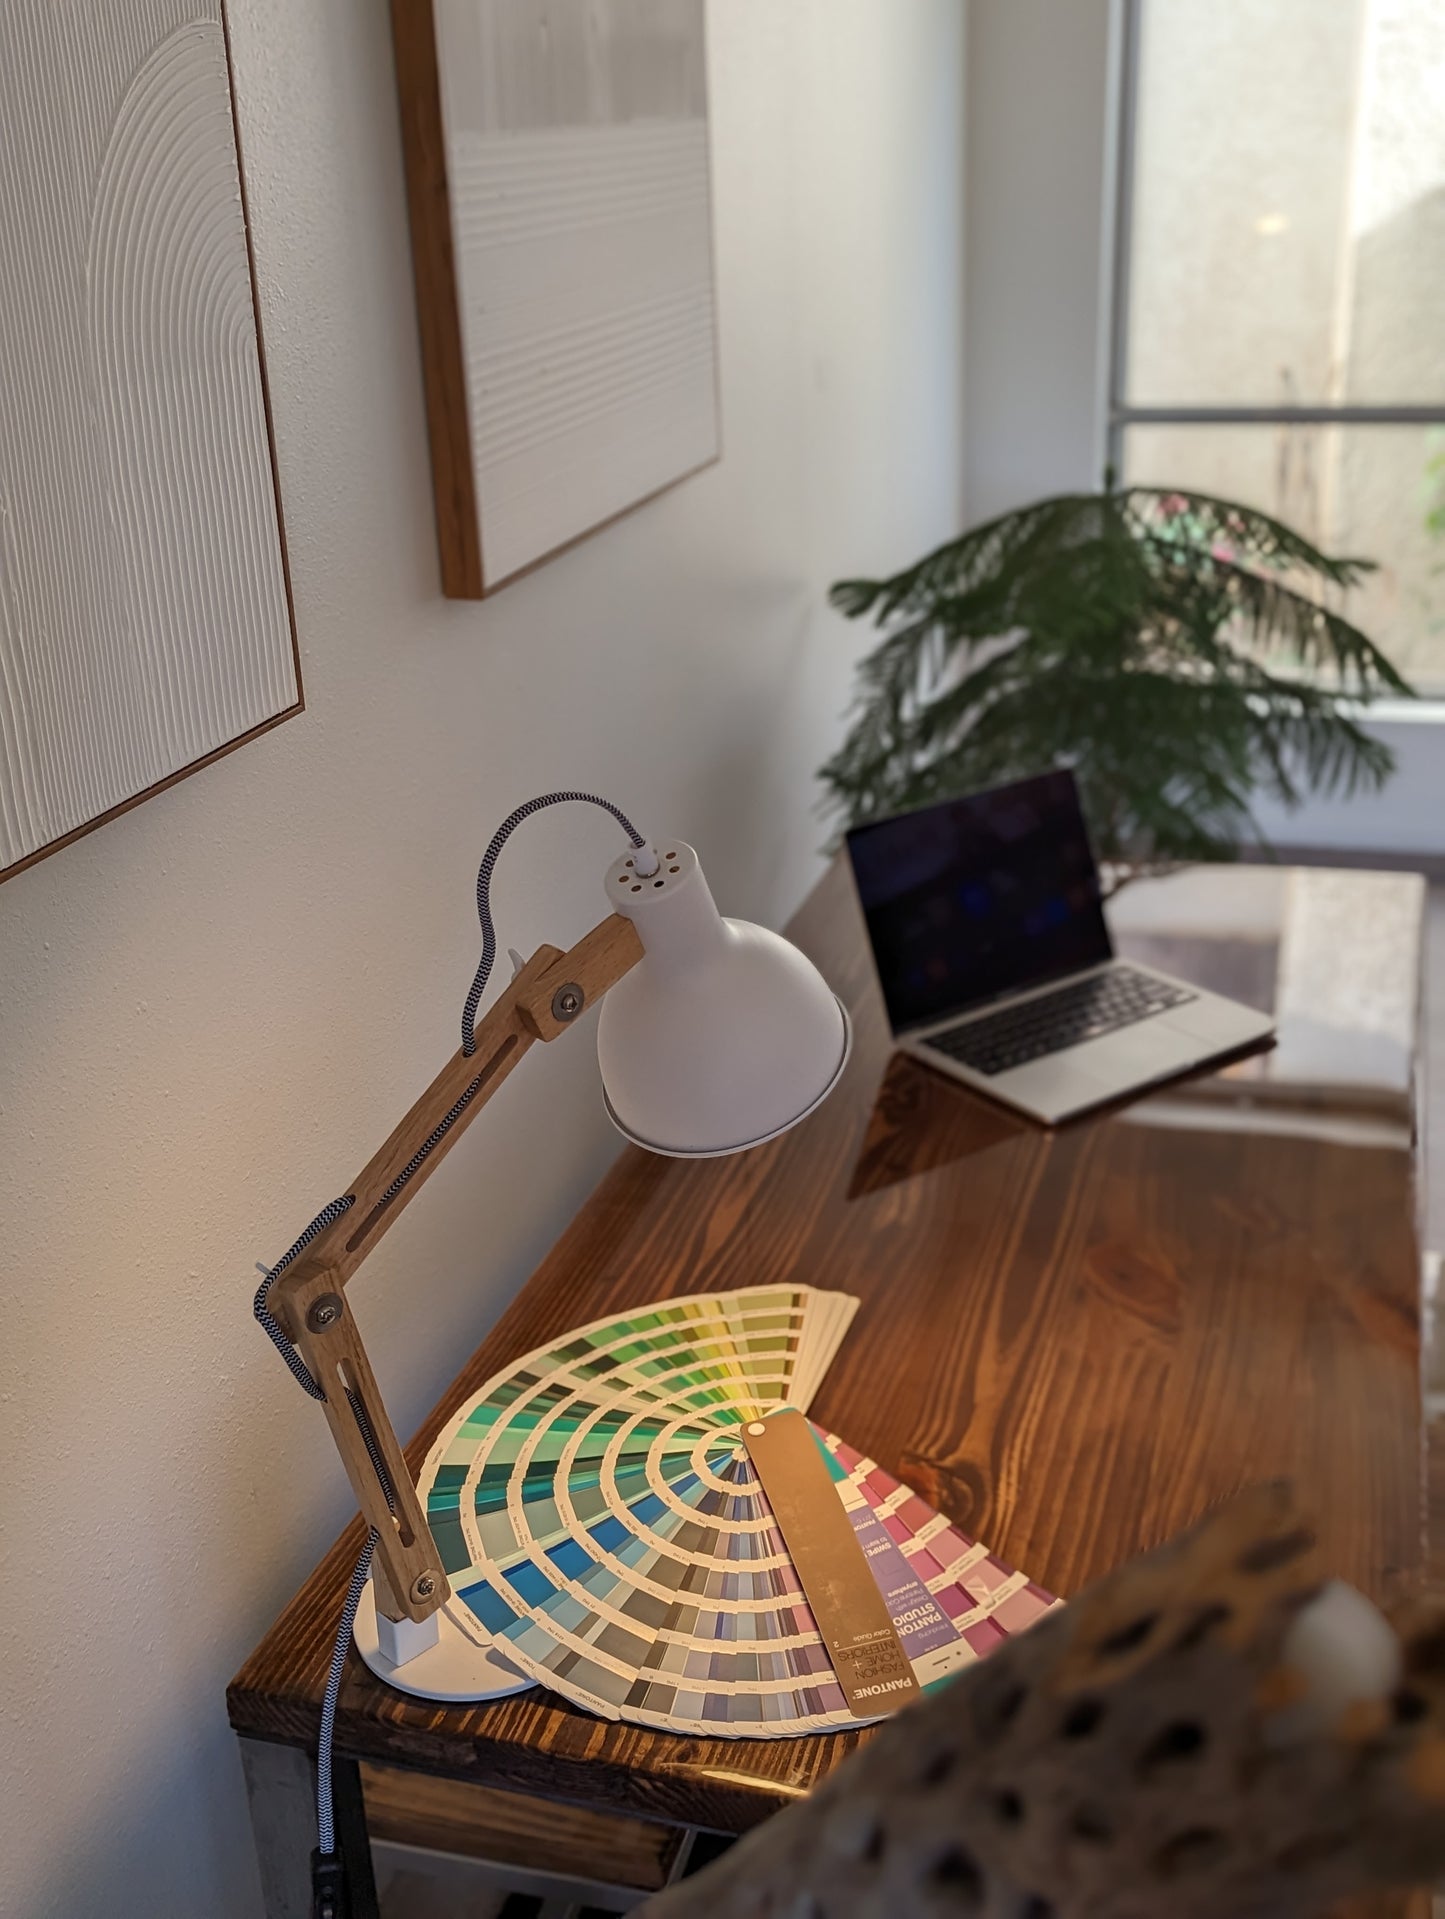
[399, 0, 720, 595]
[0, 3, 298, 881]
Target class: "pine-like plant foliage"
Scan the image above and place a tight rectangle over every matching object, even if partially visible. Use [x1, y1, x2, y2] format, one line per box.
[823, 486, 1415, 867]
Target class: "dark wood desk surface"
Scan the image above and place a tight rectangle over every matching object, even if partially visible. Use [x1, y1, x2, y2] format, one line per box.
[229, 858, 1425, 1844]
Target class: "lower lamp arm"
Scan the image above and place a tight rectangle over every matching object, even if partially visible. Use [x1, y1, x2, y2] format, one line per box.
[267, 914, 643, 1625]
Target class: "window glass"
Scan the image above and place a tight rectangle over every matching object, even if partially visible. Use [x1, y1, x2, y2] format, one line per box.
[1127, 0, 1445, 406]
[1122, 423, 1445, 687]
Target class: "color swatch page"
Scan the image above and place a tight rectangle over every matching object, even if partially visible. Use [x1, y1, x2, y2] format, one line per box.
[416, 1286, 1059, 1737]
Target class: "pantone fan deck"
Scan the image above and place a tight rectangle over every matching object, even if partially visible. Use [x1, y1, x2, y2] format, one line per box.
[417, 1287, 1058, 1736]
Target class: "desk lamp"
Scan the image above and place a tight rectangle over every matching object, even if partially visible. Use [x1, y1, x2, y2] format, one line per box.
[252, 793, 850, 1905]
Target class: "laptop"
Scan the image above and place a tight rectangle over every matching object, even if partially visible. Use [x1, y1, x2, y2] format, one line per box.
[845, 769, 1275, 1125]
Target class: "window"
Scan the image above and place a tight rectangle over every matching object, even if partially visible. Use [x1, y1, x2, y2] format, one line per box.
[1109, 0, 1445, 691]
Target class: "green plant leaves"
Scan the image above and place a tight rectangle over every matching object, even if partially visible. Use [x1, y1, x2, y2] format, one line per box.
[822, 486, 1414, 866]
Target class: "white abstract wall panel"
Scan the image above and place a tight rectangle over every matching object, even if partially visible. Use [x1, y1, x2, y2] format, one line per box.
[0, 2, 298, 881]
[395, 0, 720, 596]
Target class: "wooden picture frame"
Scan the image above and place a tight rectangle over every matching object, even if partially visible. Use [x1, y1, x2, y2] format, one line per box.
[390, 0, 721, 599]
[0, 3, 301, 885]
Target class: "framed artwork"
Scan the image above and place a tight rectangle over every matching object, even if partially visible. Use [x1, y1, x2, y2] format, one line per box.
[0, 2, 300, 885]
[391, 0, 720, 597]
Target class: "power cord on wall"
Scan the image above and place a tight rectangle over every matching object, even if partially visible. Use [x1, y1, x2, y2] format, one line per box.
[251, 795, 647, 1919]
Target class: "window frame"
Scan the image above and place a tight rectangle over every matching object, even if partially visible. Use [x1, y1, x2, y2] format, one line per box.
[1105, 0, 1445, 473]
[1100, 0, 1445, 848]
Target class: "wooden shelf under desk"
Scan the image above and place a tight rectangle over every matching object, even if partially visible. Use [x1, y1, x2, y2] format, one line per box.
[361, 1763, 688, 1891]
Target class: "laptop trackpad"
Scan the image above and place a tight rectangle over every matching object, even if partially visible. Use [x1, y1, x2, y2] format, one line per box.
[1070, 1023, 1204, 1085]
[997, 1024, 1203, 1104]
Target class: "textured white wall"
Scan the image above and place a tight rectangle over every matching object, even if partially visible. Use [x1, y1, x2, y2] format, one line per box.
[963, 0, 1115, 525]
[0, 4, 297, 873]
[437, 0, 721, 586]
[0, 2, 965, 1915]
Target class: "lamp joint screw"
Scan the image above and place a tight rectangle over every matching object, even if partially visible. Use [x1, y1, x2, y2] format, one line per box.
[552, 982, 585, 1022]
[306, 1293, 344, 1333]
[411, 1572, 438, 1602]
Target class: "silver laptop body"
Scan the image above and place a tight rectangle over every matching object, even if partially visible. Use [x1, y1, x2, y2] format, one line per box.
[846, 772, 1274, 1126]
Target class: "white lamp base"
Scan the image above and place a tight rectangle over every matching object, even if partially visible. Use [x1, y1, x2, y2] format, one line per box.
[352, 1575, 536, 1703]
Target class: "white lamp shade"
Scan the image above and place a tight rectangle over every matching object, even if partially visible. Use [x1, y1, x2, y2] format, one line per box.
[596, 842, 851, 1157]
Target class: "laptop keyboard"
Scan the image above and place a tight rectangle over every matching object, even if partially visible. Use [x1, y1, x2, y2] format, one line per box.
[922, 966, 1198, 1078]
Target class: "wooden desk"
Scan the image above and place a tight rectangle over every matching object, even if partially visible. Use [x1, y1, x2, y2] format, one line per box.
[230, 860, 1427, 1915]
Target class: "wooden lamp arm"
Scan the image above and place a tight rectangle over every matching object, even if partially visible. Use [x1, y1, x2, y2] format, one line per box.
[266, 913, 643, 1623]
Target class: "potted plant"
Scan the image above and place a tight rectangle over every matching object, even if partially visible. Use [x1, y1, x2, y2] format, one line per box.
[822, 486, 1414, 880]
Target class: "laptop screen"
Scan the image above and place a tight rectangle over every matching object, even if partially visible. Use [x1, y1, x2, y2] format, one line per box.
[844, 770, 1113, 1033]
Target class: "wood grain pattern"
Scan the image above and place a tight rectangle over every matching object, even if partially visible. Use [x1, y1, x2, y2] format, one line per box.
[387, 0, 720, 598]
[230, 858, 1424, 1851]
[265, 947, 554, 1617]
[389, 0, 483, 597]
[268, 922, 641, 1619]
[291, 1284, 440, 1624]
[360, 1763, 685, 1889]
[640, 1486, 1445, 1919]
[516, 913, 643, 1041]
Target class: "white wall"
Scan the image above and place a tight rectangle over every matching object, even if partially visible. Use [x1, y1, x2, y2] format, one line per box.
[964, 0, 1115, 524]
[0, 4, 966, 1915]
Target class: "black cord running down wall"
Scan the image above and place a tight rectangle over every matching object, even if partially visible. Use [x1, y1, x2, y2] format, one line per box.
[251, 795, 646, 1915]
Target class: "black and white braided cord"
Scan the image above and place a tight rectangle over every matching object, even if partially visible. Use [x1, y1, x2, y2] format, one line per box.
[252, 1196, 355, 1398]
[254, 1194, 398, 1864]
[253, 793, 644, 1879]
[460, 791, 646, 1055]
[316, 1533, 376, 1859]
[374, 1070, 488, 1215]
[314, 1327, 403, 1861]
